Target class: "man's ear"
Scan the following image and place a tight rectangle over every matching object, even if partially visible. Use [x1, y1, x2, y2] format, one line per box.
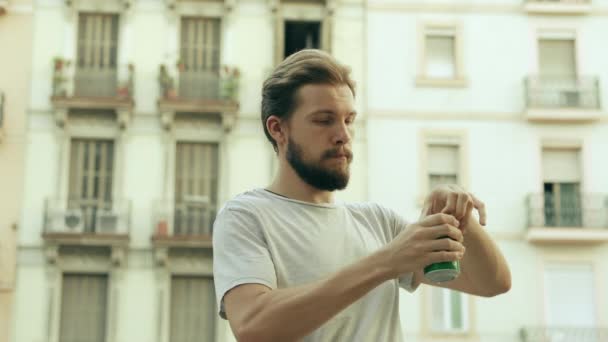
[267, 115, 287, 147]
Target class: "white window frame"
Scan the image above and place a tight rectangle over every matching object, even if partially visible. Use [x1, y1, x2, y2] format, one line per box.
[418, 129, 469, 206]
[421, 285, 475, 338]
[416, 22, 467, 88]
[274, 2, 334, 65]
[47, 255, 118, 342]
[157, 259, 220, 342]
[161, 119, 227, 235]
[538, 253, 602, 329]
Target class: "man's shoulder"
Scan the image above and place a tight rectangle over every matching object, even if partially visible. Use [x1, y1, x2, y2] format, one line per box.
[218, 188, 274, 216]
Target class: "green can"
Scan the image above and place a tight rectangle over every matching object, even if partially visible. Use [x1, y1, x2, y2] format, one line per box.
[424, 261, 460, 283]
[423, 236, 461, 283]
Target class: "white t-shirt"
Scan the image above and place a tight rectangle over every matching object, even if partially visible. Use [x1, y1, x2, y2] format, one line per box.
[212, 188, 419, 342]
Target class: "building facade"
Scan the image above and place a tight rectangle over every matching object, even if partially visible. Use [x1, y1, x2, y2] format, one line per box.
[0, 1, 33, 342]
[12, 0, 364, 341]
[367, 0, 608, 341]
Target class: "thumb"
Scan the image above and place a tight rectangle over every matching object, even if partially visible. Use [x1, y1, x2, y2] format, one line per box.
[419, 198, 434, 221]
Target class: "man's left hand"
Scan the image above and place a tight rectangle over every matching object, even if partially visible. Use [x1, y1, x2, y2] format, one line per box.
[420, 184, 486, 233]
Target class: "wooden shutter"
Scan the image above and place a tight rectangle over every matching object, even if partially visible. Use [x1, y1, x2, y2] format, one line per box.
[68, 139, 114, 232]
[76, 13, 119, 96]
[59, 274, 108, 342]
[174, 142, 219, 235]
[170, 276, 216, 342]
[179, 17, 221, 99]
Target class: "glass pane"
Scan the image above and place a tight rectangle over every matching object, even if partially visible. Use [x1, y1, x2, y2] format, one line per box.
[559, 183, 582, 227]
[426, 35, 455, 78]
[450, 290, 464, 330]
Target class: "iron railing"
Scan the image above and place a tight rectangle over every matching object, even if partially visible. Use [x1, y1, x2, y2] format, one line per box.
[44, 198, 131, 235]
[527, 193, 608, 228]
[525, 75, 600, 109]
[52, 58, 134, 98]
[159, 65, 240, 101]
[520, 326, 608, 342]
[153, 199, 217, 237]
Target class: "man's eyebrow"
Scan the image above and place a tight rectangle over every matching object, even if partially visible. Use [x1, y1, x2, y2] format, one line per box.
[307, 110, 358, 117]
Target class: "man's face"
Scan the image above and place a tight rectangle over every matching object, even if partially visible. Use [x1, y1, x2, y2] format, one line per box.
[283, 84, 356, 191]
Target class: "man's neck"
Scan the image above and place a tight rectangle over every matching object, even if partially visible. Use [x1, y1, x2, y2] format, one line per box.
[266, 161, 335, 205]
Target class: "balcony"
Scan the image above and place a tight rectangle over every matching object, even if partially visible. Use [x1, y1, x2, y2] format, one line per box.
[151, 199, 216, 249]
[526, 193, 608, 244]
[520, 326, 608, 342]
[157, 65, 239, 130]
[51, 58, 134, 112]
[43, 198, 131, 247]
[524, 0, 592, 15]
[525, 75, 602, 122]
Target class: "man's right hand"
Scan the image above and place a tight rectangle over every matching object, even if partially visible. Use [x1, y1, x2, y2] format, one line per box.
[381, 213, 465, 279]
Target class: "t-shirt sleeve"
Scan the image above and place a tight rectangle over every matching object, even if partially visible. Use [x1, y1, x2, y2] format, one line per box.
[381, 205, 420, 293]
[212, 206, 277, 320]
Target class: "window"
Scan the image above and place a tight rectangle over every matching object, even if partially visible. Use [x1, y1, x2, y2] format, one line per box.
[544, 263, 596, 327]
[76, 13, 119, 97]
[542, 148, 582, 227]
[59, 274, 109, 342]
[538, 38, 576, 78]
[430, 287, 468, 333]
[425, 30, 456, 79]
[170, 276, 216, 342]
[284, 21, 321, 59]
[174, 142, 219, 236]
[179, 17, 221, 100]
[427, 144, 459, 190]
[68, 138, 115, 233]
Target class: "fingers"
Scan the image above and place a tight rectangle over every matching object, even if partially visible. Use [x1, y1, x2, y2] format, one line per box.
[420, 213, 460, 228]
[470, 193, 487, 226]
[420, 224, 464, 243]
[426, 250, 465, 265]
[423, 237, 466, 253]
[440, 192, 458, 217]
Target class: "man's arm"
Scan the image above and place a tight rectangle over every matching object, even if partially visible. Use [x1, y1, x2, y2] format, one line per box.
[416, 217, 511, 297]
[225, 250, 392, 342]
[416, 185, 511, 297]
[223, 213, 466, 342]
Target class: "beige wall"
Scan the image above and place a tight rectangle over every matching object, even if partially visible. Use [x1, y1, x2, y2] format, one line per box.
[0, 3, 33, 342]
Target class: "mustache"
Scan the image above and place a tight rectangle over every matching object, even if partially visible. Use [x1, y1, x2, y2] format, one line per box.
[323, 148, 353, 161]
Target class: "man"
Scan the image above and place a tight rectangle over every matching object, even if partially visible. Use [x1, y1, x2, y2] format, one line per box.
[212, 49, 511, 342]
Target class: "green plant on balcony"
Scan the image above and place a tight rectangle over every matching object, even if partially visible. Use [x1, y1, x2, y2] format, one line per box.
[52, 57, 71, 97]
[220, 65, 240, 101]
[159, 64, 177, 99]
[117, 63, 135, 99]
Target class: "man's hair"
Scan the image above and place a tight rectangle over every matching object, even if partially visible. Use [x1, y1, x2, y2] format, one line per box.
[261, 49, 356, 152]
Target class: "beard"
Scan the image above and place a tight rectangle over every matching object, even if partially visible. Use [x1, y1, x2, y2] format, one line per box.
[285, 137, 353, 191]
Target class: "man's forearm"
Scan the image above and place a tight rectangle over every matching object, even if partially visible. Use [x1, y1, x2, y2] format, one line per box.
[238, 249, 394, 342]
[460, 220, 511, 296]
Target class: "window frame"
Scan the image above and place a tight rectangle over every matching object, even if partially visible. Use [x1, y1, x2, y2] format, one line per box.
[416, 22, 467, 88]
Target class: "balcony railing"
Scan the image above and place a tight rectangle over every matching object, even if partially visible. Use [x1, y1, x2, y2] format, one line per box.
[52, 58, 134, 99]
[158, 65, 240, 102]
[525, 75, 600, 109]
[43, 198, 131, 237]
[520, 326, 608, 342]
[152, 199, 217, 247]
[527, 193, 608, 228]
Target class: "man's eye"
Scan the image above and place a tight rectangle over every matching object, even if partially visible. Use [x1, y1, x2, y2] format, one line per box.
[315, 120, 332, 125]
